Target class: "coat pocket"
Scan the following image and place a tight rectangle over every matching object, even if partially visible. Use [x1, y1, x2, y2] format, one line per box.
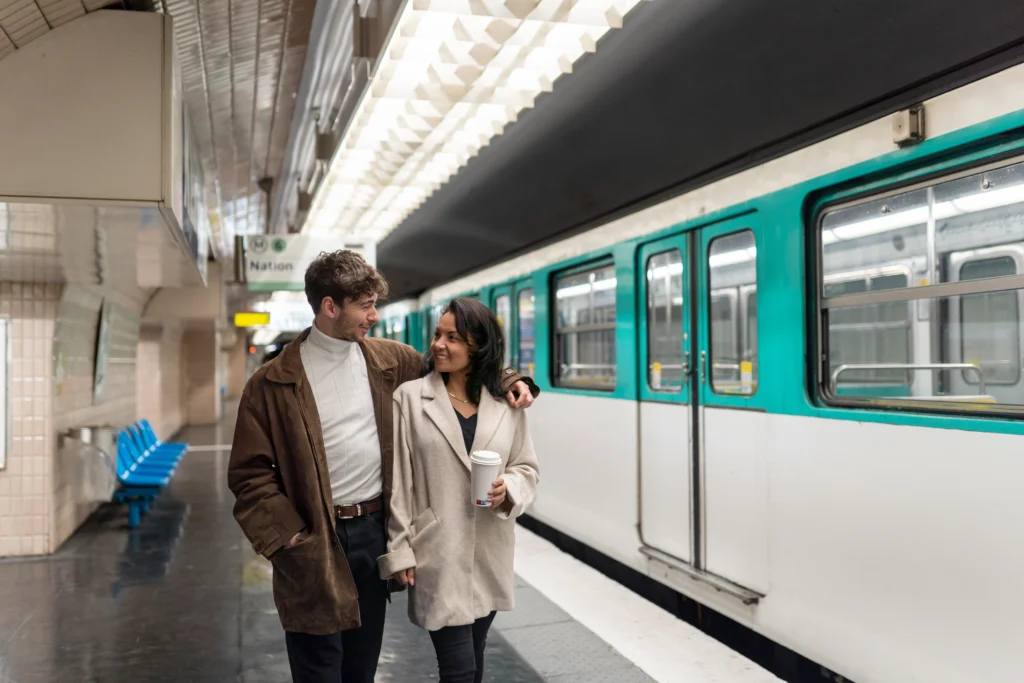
[270, 529, 324, 558]
[411, 507, 438, 542]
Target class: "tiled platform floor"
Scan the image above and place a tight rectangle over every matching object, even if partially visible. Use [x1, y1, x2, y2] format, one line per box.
[0, 406, 652, 683]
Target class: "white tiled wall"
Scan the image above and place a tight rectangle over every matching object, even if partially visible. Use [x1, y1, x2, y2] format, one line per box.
[136, 323, 186, 441]
[0, 208, 212, 557]
[0, 282, 59, 557]
[51, 287, 144, 548]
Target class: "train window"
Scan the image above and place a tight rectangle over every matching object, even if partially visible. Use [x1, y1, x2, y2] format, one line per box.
[646, 250, 685, 392]
[708, 231, 757, 395]
[818, 156, 1024, 410]
[517, 289, 535, 376]
[824, 270, 913, 388]
[429, 304, 445, 334]
[554, 263, 616, 389]
[959, 256, 1020, 385]
[495, 294, 512, 367]
[385, 318, 405, 343]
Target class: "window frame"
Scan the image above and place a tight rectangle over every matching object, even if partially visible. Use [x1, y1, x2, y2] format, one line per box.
[823, 265, 915, 389]
[493, 291, 513, 368]
[814, 152, 1024, 416]
[644, 247, 687, 395]
[950, 246, 1024, 386]
[706, 229, 759, 397]
[551, 260, 618, 391]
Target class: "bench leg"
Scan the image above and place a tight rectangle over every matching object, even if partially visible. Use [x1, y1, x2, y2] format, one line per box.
[128, 502, 142, 528]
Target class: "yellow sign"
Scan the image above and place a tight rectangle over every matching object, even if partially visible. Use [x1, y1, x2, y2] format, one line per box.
[234, 312, 271, 327]
[740, 360, 754, 393]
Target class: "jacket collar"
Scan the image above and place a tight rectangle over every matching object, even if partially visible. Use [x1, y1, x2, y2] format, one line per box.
[421, 371, 507, 472]
[266, 327, 398, 385]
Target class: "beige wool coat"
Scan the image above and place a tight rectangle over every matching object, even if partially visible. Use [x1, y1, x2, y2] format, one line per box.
[377, 371, 540, 631]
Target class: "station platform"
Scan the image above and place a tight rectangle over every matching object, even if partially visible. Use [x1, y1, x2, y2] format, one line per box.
[0, 408, 780, 683]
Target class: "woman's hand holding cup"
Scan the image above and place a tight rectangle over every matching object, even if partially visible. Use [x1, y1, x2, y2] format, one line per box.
[488, 476, 507, 508]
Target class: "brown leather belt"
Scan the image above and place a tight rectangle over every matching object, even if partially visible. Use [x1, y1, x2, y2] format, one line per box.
[334, 495, 383, 520]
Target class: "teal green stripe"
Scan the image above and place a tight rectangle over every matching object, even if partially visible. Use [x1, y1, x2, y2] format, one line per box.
[397, 104, 1024, 436]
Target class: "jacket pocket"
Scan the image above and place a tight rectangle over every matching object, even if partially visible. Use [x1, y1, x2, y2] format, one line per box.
[271, 529, 323, 558]
[410, 507, 439, 548]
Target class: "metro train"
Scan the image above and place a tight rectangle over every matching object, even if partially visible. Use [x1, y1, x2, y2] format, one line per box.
[372, 63, 1024, 683]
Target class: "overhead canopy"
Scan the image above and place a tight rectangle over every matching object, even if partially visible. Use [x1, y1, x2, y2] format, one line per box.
[304, 0, 647, 242]
[376, 0, 1024, 298]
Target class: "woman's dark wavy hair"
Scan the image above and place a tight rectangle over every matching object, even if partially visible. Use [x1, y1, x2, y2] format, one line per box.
[422, 298, 505, 404]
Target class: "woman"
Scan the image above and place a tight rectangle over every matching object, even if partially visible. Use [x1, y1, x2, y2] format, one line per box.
[378, 298, 540, 683]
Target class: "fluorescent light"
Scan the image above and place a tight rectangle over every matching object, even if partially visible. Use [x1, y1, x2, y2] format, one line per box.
[822, 182, 1024, 245]
[644, 245, 758, 280]
[709, 246, 757, 268]
[556, 277, 616, 299]
[304, 0, 648, 242]
[647, 262, 683, 280]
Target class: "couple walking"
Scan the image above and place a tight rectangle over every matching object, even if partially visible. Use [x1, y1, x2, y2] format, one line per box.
[227, 250, 541, 683]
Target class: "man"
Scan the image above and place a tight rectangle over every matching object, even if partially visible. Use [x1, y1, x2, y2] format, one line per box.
[227, 250, 538, 683]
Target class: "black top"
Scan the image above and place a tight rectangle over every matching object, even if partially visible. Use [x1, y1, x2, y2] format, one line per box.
[455, 410, 478, 454]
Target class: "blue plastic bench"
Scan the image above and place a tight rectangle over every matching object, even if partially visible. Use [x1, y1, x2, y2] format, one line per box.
[111, 423, 187, 528]
[125, 426, 183, 466]
[136, 420, 188, 458]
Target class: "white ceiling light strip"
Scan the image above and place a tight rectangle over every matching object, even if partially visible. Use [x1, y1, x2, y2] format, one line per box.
[305, 0, 648, 241]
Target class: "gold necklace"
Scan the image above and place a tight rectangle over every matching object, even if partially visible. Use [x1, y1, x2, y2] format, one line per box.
[447, 391, 472, 404]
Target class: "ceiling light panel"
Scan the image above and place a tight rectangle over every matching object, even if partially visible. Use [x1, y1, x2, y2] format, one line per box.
[306, 0, 647, 241]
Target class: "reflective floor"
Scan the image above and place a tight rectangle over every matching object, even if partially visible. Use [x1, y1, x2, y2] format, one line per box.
[0, 408, 545, 683]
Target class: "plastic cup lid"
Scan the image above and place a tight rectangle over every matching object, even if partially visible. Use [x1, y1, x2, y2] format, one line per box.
[470, 450, 501, 465]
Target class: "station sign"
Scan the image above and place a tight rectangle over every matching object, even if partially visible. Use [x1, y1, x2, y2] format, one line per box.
[244, 235, 376, 292]
[234, 312, 272, 327]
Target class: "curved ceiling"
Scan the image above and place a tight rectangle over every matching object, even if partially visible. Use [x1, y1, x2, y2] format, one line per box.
[377, 0, 1024, 299]
[0, 0, 315, 258]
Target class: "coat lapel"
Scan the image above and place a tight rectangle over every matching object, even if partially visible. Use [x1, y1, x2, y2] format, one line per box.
[470, 390, 508, 457]
[422, 372, 472, 472]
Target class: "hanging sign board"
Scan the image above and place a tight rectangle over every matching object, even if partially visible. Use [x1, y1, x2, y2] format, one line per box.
[244, 236, 376, 292]
[234, 312, 271, 327]
[93, 300, 113, 404]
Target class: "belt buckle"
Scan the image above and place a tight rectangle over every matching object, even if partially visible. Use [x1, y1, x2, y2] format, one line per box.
[337, 502, 363, 520]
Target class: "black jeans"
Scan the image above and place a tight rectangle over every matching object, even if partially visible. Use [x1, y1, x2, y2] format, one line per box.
[428, 612, 498, 683]
[285, 509, 389, 683]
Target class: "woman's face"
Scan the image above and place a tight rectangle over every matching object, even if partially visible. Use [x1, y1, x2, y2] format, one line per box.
[432, 312, 472, 375]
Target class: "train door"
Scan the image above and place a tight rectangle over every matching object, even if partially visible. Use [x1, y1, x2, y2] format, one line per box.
[491, 280, 536, 377]
[696, 219, 768, 595]
[637, 233, 694, 562]
[945, 244, 1024, 402]
[638, 216, 767, 600]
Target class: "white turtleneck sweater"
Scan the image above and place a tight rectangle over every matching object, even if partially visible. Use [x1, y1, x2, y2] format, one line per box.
[299, 324, 383, 506]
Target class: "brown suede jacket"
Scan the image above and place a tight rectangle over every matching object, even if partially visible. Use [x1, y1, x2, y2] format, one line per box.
[227, 328, 538, 635]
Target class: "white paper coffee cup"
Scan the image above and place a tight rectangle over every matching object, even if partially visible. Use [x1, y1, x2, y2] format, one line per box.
[470, 450, 502, 507]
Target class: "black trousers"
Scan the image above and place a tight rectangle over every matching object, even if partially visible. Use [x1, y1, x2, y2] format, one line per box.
[428, 612, 498, 683]
[285, 510, 389, 683]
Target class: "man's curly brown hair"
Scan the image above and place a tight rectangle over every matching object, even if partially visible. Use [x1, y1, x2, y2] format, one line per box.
[304, 250, 389, 314]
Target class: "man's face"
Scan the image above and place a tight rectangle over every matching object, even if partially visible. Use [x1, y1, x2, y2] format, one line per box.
[318, 293, 379, 341]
